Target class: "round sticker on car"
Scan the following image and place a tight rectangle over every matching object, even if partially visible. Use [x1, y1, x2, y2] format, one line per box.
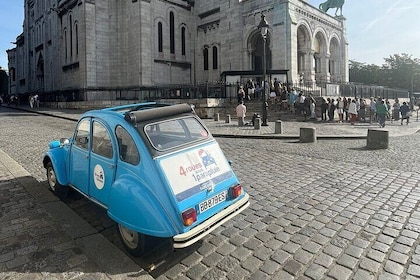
[94, 164, 105, 190]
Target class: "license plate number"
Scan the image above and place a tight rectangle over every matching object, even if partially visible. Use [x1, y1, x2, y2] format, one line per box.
[199, 191, 228, 213]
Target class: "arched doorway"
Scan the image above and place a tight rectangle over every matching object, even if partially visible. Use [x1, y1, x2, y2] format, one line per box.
[297, 25, 312, 85]
[329, 37, 340, 82]
[313, 31, 328, 84]
[249, 31, 271, 73]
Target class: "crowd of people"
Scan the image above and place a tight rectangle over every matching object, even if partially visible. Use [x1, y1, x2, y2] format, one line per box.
[236, 80, 413, 128]
[316, 96, 411, 127]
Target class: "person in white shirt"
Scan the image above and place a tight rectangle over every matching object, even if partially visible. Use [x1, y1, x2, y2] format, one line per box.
[348, 99, 358, 125]
[236, 101, 246, 127]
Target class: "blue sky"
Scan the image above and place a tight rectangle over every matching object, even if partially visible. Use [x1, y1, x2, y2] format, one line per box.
[0, 0, 419, 69]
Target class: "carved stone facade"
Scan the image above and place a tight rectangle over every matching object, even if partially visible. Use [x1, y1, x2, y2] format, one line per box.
[8, 0, 348, 99]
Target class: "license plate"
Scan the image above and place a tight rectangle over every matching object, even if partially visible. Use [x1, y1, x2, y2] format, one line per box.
[199, 190, 228, 213]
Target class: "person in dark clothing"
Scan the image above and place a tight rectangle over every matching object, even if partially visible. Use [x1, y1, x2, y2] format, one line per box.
[399, 102, 410, 125]
[321, 98, 328, 121]
[328, 98, 336, 121]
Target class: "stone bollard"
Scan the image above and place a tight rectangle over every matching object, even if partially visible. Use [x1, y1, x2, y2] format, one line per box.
[214, 113, 220, 121]
[275, 120, 283, 134]
[225, 114, 231, 124]
[254, 117, 261, 130]
[300, 127, 316, 143]
[367, 129, 389, 149]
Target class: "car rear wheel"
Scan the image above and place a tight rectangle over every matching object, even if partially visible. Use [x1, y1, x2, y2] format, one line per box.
[46, 162, 69, 199]
[117, 224, 146, 257]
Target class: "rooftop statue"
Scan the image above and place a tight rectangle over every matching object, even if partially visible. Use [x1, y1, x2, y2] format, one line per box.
[319, 0, 345, 16]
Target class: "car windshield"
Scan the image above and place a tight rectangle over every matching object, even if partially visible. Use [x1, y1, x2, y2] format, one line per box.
[144, 116, 209, 151]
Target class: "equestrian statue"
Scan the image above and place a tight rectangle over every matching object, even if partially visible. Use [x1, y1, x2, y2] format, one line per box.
[319, 0, 345, 16]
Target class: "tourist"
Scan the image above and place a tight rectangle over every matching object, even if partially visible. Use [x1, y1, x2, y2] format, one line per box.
[236, 101, 246, 127]
[237, 85, 245, 103]
[359, 99, 366, 122]
[328, 98, 336, 122]
[337, 97, 344, 123]
[348, 99, 357, 125]
[376, 100, 388, 128]
[321, 98, 328, 121]
[392, 99, 400, 121]
[369, 98, 376, 123]
[399, 102, 410, 125]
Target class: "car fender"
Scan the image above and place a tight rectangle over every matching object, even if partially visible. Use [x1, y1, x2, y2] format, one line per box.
[43, 147, 69, 186]
[107, 174, 178, 237]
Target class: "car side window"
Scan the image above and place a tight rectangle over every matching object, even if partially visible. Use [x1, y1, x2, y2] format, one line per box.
[92, 121, 113, 159]
[74, 119, 90, 150]
[116, 126, 140, 165]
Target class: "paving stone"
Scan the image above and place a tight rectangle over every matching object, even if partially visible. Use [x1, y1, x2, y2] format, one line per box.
[389, 250, 410, 265]
[352, 269, 375, 280]
[328, 264, 352, 280]
[253, 246, 273, 261]
[294, 249, 313, 265]
[345, 244, 364, 258]
[226, 265, 250, 280]
[283, 259, 303, 276]
[359, 257, 381, 274]
[217, 256, 241, 273]
[378, 272, 401, 280]
[337, 254, 358, 270]
[384, 260, 404, 276]
[202, 267, 226, 280]
[243, 238, 263, 251]
[185, 263, 208, 279]
[270, 250, 291, 265]
[202, 252, 223, 267]
[377, 234, 395, 245]
[407, 264, 420, 277]
[240, 255, 262, 274]
[304, 263, 327, 280]
[260, 259, 280, 275]
[272, 270, 294, 280]
[372, 242, 390, 254]
[282, 242, 301, 254]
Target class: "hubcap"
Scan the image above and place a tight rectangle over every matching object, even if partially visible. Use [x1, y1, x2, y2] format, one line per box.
[48, 167, 57, 191]
[118, 225, 139, 249]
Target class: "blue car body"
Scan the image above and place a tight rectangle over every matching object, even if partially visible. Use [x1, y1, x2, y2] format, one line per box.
[43, 103, 249, 250]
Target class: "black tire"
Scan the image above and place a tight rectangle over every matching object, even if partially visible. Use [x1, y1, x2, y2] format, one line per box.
[46, 162, 69, 199]
[117, 224, 146, 257]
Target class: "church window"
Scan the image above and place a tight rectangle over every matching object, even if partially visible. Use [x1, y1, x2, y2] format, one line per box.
[170, 12, 175, 54]
[158, 22, 163, 53]
[212, 46, 218, 69]
[203, 48, 209, 70]
[181, 27, 186, 55]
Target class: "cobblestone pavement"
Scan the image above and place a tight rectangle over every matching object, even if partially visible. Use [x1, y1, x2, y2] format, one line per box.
[1, 105, 420, 279]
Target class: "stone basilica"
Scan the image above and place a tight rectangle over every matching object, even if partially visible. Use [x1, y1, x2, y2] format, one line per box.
[7, 0, 348, 101]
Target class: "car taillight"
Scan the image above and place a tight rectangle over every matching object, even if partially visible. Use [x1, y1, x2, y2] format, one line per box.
[230, 184, 243, 198]
[182, 208, 197, 226]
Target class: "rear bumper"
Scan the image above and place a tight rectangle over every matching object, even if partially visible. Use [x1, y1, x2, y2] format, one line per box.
[173, 193, 250, 249]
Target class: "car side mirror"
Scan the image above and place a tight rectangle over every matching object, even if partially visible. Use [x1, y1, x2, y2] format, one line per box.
[60, 138, 70, 145]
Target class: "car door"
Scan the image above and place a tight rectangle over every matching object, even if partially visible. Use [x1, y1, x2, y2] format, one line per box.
[69, 118, 91, 194]
[89, 120, 116, 206]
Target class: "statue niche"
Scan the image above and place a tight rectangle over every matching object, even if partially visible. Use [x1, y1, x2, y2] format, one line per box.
[319, 0, 345, 16]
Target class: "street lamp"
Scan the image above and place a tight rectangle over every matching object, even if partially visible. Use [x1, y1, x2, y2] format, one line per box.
[258, 14, 269, 126]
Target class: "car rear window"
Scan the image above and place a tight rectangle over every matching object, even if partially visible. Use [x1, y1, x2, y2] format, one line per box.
[144, 117, 209, 151]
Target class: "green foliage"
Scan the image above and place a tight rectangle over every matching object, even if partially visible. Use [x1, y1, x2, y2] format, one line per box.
[349, 53, 420, 92]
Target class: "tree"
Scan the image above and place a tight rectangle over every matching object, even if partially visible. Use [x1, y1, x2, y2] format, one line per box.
[349, 53, 420, 93]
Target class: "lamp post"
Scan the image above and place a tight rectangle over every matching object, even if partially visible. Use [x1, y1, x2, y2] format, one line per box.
[258, 14, 269, 126]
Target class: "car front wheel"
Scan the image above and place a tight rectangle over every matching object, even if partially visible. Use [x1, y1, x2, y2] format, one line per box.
[117, 224, 146, 257]
[46, 162, 69, 199]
